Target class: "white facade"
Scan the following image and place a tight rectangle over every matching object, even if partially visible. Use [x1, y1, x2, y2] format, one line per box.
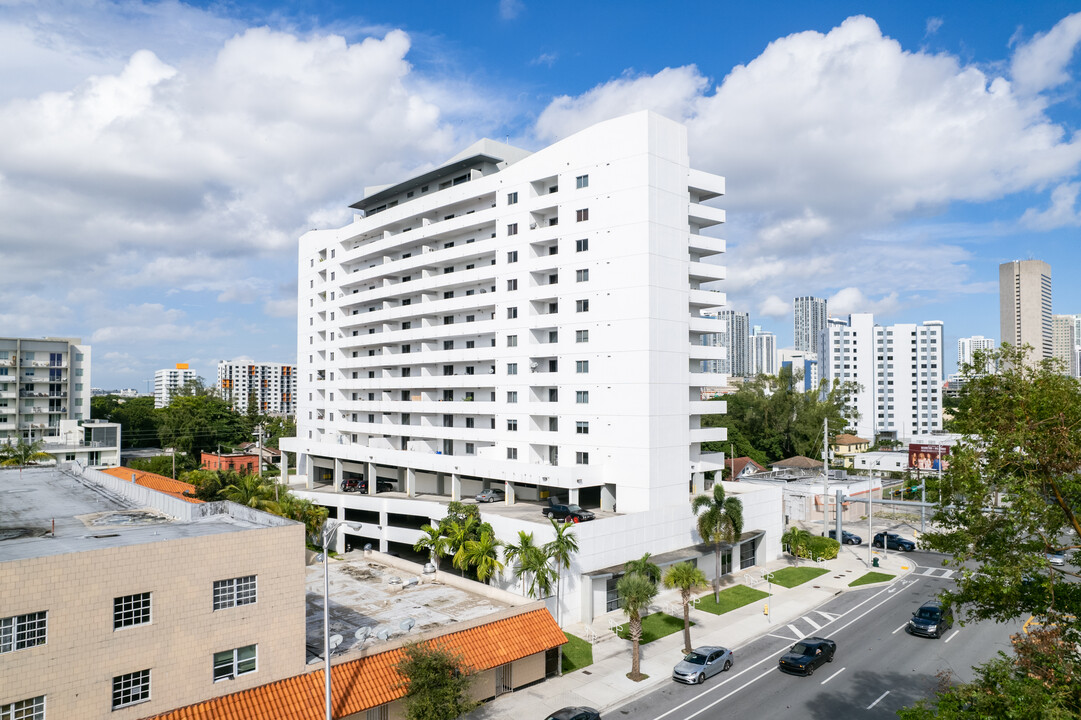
[718, 309, 750, 377]
[154, 366, 197, 408]
[793, 296, 827, 356]
[1052, 315, 1078, 377]
[999, 259, 1052, 364]
[0, 337, 91, 443]
[750, 327, 777, 376]
[821, 314, 944, 440]
[778, 348, 819, 391]
[38, 418, 122, 467]
[957, 335, 996, 374]
[217, 361, 298, 416]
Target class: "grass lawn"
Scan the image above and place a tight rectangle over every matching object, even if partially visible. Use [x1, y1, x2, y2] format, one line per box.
[615, 613, 689, 644]
[695, 585, 770, 615]
[849, 571, 895, 587]
[766, 566, 829, 588]
[561, 632, 593, 673]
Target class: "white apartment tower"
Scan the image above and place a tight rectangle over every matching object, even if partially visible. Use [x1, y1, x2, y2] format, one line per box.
[999, 259, 1052, 365]
[957, 335, 996, 374]
[793, 296, 827, 356]
[822, 314, 944, 440]
[718, 309, 750, 378]
[0, 337, 91, 443]
[282, 112, 729, 516]
[750, 327, 777, 376]
[154, 365, 197, 409]
[1052, 315, 1078, 377]
[217, 361, 298, 416]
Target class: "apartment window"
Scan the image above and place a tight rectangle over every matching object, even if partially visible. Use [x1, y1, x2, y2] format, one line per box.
[507, 307, 518, 319]
[576, 209, 589, 222]
[507, 363, 518, 375]
[576, 421, 589, 434]
[465, 366, 475, 375]
[507, 279, 518, 291]
[549, 244, 558, 255]
[507, 420, 518, 431]
[443, 365, 454, 376]
[576, 174, 589, 189]
[214, 644, 257, 682]
[576, 238, 589, 252]
[465, 443, 475, 455]
[548, 302, 558, 314]
[549, 330, 558, 343]
[112, 669, 151, 709]
[576, 391, 589, 404]
[576, 330, 589, 343]
[466, 340, 475, 349]
[0, 696, 44, 720]
[466, 417, 475, 429]
[507, 251, 518, 263]
[0, 611, 47, 653]
[466, 314, 475, 323]
[576, 360, 589, 373]
[576, 299, 589, 313]
[548, 273, 559, 285]
[443, 340, 454, 350]
[507, 391, 518, 403]
[443, 389, 454, 401]
[507, 191, 518, 204]
[576, 452, 589, 465]
[213, 576, 257, 610]
[507, 335, 518, 347]
[507, 223, 518, 236]
[576, 269, 589, 282]
[444, 316, 454, 325]
[114, 593, 151, 630]
[507, 448, 518, 460]
[548, 359, 558, 372]
[549, 417, 558, 431]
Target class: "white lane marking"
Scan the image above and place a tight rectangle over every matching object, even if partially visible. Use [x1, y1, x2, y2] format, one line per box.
[944, 629, 960, 643]
[787, 624, 805, 640]
[820, 666, 846, 685]
[802, 615, 822, 631]
[766, 633, 794, 642]
[867, 690, 890, 709]
[815, 610, 839, 622]
[891, 622, 908, 634]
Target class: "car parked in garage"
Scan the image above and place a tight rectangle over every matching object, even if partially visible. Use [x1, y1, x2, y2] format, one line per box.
[778, 637, 836, 676]
[475, 488, 506, 503]
[672, 645, 733, 684]
[542, 498, 595, 523]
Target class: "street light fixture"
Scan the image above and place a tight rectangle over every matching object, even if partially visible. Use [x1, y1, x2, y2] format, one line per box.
[318, 520, 343, 720]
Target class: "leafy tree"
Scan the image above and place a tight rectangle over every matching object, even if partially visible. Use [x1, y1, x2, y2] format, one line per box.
[222, 475, 280, 513]
[129, 452, 199, 478]
[460, 529, 504, 584]
[692, 483, 744, 602]
[504, 530, 554, 599]
[93, 395, 158, 448]
[0, 439, 52, 472]
[781, 526, 812, 557]
[443, 516, 479, 577]
[413, 524, 449, 569]
[663, 562, 707, 654]
[157, 393, 245, 456]
[277, 492, 328, 538]
[624, 552, 661, 585]
[262, 416, 296, 450]
[617, 572, 657, 681]
[394, 642, 479, 720]
[544, 519, 579, 626]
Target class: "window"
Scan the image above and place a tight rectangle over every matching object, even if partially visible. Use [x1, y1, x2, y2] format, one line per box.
[507, 307, 518, 319]
[443, 340, 454, 350]
[548, 330, 558, 343]
[548, 302, 558, 314]
[465, 443, 475, 455]
[507, 448, 518, 460]
[507, 420, 518, 431]
[0, 611, 47, 653]
[576, 391, 589, 404]
[0, 696, 44, 720]
[507, 192, 518, 204]
[112, 669, 151, 709]
[576, 174, 589, 189]
[114, 593, 151, 630]
[443, 365, 454, 376]
[213, 576, 257, 610]
[507, 391, 517, 403]
[507, 335, 518, 347]
[507, 363, 518, 375]
[576, 360, 589, 373]
[576, 330, 589, 343]
[576, 238, 589, 252]
[576, 299, 589, 312]
[576, 209, 589, 222]
[507, 279, 518, 291]
[444, 315, 454, 325]
[576, 452, 589, 465]
[443, 290, 454, 299]
[549, 417, 558, 431]
[214, 645, 257, 682]
[507, 251, 518, 263]
[507, 223, 518, 236]
[465, 417, 475, 429]
[576, 421, 589, 434]
[576, 269, 589, 282]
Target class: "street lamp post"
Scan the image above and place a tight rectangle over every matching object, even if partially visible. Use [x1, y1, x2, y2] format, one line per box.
[320, 520, 342, 720]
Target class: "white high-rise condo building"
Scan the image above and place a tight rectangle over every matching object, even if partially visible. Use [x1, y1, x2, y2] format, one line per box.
[154, 364, 197, 408]
[0, 337, 91, 443]
[717, 309, 750, 377]
[281, 112, 784, 624]
[821, 314, 944, 440]
[1052, 315, 1078, 377]
[750, 327, 777, 376]
[957, 335, 996, 374]
[217, 361, 298, 416]
[999, 259, 1052, 365]
[778, 348, 818, 391]
[793, 296, 827, 356]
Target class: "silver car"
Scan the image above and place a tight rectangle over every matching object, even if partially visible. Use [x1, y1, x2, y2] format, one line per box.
[672, 645, 733, 684]
[1046, 550, 1065, 566]
[475, 488, 506, 503]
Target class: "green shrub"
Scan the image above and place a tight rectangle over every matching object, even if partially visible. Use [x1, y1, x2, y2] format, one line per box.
[806, 535, 840, 560]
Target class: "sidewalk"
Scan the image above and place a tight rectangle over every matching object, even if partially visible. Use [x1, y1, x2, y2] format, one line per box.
[465, 543, 915, 719]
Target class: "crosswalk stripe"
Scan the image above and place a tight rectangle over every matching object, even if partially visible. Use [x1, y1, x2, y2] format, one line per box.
[802, 616, 821, 631]
[815, 610, 839, 622]
[787, 624, 804, 640]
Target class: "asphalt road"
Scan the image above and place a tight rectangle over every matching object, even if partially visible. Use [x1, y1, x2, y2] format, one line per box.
[612, 551, 1020, 720]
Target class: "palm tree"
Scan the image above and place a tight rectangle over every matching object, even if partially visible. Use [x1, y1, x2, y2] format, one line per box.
[782, 526, 812, 559]
[617, 572, 657, 681]
[505, 531, 554, 599]
[624, 552, 661, 584]
[0, 439, 53, 475]
[663, 562, 707, 654]
[461, 529, 504, 583]
[544, 519, 579, 626]
[278, 493, 329, 538]
[222, 475, 280, 513]
[443, 516, 479, 576]
[692, 483, 744, 602]
[413, 523, 449, 569]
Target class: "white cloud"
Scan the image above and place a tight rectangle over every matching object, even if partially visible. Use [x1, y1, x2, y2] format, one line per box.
[925, 17, 944, 36]
[264, 298, 298, 319]
[758, 295, 790, 318]
[499, 0, 525, 20]
[828, 287, 900, 316]
[531, 52, 558, 67]
[1020, 182, 1081, 229]
[1010, 12, 1081, 95]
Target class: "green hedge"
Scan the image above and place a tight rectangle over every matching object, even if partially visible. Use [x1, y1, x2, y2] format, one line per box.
[806, 535, 840, 560]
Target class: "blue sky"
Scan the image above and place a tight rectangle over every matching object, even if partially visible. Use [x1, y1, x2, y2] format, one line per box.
[1, 1, 1080, 389]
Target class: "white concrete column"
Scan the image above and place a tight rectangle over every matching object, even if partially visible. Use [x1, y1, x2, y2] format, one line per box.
[303, 453, 314, 490]
[334, 458, 344, 491]
[600, 483, 616, 512]
[450, 473, 461, 501]
[436, 472, 446, 496]
[404, 467, 416, 497]
[692, 472, 706, 495]
[504, 481, 516, 505]
[568, 488, 580, 505]
[366, 462, 376, 495]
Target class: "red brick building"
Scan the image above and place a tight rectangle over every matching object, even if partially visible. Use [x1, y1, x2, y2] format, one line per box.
[201, 451, 260, 474]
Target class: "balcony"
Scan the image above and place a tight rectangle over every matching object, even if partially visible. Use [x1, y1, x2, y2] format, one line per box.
[688, 202, 725, 229]
[688, 288, 726, 310]
[689, 427, 727, 444]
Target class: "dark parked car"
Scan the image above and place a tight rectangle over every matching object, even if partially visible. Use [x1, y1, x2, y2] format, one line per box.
[341, 478, 394, 493]
[872, 532, 916, 551]
[829, 529, 862, 545]
[908, 601, 953, 638]
[544, 707, 600, 720]
[672, 645, 733, 684]
[542, 498, 596, 523]
[778, 637, 836, 676]
[475, 488, 506, 503]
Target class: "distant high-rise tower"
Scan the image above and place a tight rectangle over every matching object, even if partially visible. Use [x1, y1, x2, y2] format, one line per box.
[999, 260, 1052, 365]
[794, 296, 827, 356]
[718, 310, 750, 377]
[1052, 315, 1078, 377]
[750, 326, 777, 376]
[957, 335, 996, 374]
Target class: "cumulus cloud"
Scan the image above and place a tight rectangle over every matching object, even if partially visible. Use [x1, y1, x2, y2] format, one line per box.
[828, 288, 900, 316]
[758, 295, 790, 318]
[1020, 182, 1081, 229]
[925, 17, 944, 36]
[1010, 12, 1081, 95]
[499, 0, 524, 20]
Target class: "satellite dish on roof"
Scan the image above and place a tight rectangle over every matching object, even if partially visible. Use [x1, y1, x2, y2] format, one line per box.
[355, 627, 370, 641]
[400, 618, 416, 632]
[329, 634, 343, 650]
[377, 629, 390, 641]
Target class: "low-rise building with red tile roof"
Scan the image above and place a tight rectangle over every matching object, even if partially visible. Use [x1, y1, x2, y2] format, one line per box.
[725, 456, 766, 480]
[100, 465, 203, 504]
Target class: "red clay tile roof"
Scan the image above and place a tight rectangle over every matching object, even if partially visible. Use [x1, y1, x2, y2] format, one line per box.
[143, 607, 565, 720]
[770, 455, 822, 469]
[832, 434, 869, 446]
[726, 456, 765, 478]
[100, 466, 203, 504]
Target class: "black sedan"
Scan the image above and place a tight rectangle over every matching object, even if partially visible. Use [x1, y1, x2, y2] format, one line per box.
[778, 637, 836, 676]
[829, 529, 862, 545]
[545, 707, 600, 720]
[872, 532, 916, 551]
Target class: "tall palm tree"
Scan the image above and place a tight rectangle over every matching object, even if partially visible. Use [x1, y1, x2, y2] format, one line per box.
[0, 439, 53, 475]
[624, 552, 661, 584]
[544, 519, 579, 626]
[443, 516, 479, 576]
[413, 523, 449, 569]
[663, 562, 707, 654]
[222, 475, 280, 513]
[782, 526, 812, 558]
[461, 529, 504, 583]
[617, 572, 657, 681]
[692, 483, 744, 602]
[504, 531, 554, 599]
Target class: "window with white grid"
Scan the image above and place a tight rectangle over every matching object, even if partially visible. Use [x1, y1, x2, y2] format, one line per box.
[0, 695, 45, 720]
[112, 669, 150, 709]
[212, 575, 257, 611]
[0, 611, 47, 653]
[113, 593, 151, 630]
[213, 644, 258, 681]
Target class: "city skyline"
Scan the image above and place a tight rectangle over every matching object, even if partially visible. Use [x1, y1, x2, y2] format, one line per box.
[2, 2, 1081, 387]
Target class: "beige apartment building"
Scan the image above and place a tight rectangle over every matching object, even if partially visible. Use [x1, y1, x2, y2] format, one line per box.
[999, 259, 1052, 365]
[0, 464, 307, 720]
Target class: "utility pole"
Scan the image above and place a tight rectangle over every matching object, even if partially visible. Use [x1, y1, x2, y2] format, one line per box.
[822, 418, 829, 537]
